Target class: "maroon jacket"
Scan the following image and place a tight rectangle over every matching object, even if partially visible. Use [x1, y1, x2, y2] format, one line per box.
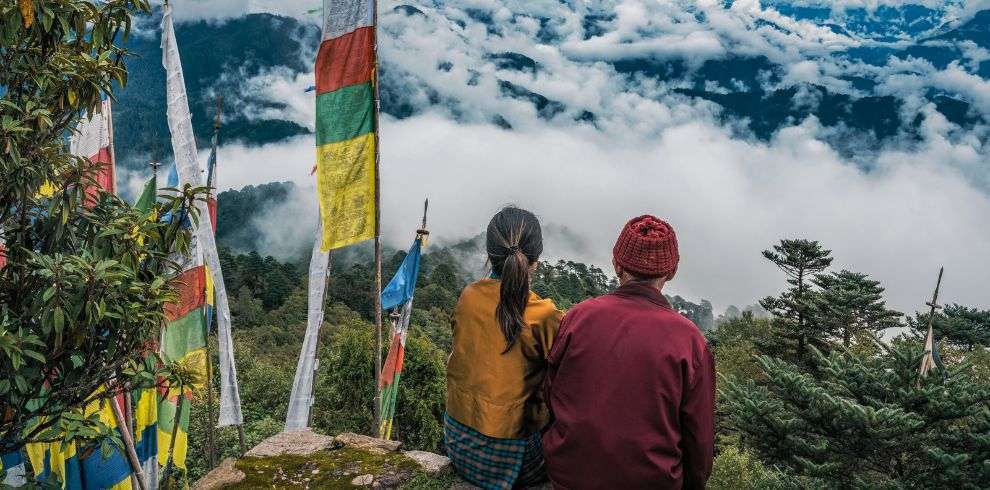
[543, 282, 715, 489]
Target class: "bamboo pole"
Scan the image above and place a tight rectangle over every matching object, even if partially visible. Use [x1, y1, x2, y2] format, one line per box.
[371, 0, 384, 435]
[108, 385, 149, 490]
[163, 384, 185, 484]
[200, 94, 223, 469]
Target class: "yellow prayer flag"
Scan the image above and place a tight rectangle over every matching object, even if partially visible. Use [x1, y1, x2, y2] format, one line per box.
[316, 132, 376, 251]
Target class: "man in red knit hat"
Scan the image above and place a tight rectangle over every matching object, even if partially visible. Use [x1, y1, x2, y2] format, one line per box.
[543, 215, 714, 489]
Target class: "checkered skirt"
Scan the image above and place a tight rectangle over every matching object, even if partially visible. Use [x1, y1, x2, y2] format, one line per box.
[443, 413, 546, 489]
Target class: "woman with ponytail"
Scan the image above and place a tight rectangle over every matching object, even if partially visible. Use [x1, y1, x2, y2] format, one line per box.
[444, 207, 562, 489]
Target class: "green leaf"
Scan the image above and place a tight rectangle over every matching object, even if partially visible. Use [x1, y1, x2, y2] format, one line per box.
[53, 306, 64, 333]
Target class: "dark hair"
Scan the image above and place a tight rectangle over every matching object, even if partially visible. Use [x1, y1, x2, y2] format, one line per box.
[487, 207, 543, 352]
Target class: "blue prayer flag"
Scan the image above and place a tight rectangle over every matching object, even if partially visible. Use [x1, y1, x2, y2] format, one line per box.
[381, 238, 423, 311]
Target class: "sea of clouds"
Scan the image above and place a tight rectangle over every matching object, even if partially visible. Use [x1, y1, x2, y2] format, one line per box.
[150, 0, 989, 314]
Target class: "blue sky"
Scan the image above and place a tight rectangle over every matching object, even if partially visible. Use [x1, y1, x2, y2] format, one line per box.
[146, 0, 990, 313]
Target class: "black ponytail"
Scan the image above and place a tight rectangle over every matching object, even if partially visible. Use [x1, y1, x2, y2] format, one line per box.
[487, 207, 543, 353]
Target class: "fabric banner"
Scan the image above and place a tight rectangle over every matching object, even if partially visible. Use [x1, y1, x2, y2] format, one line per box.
[162, 4, 242, 427]
[70, 98, 115, 205]
[26, 392, 134, 490]
[315, 0, 377, 251]
[0, 225, 6, 270]
[1, 449, 26, 487]
[285, 219, 332, 430]
[377, 237, 424, 439]
[133, 387, 159, 490]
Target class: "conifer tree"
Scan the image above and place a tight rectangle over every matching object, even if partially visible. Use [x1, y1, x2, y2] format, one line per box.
[757, 239, 833, 365]
[912, 305, 990, 351]
[722, 339, 990, 487]
[811, 270, 902, 346]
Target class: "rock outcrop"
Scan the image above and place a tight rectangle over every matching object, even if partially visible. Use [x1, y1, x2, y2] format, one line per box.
[194, 430, 451, 489]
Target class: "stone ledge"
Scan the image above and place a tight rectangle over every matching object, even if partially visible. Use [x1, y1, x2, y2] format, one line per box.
[244, 429, 336, 458]
[195, 431, 451, 489]
[335, 432, 403, 454]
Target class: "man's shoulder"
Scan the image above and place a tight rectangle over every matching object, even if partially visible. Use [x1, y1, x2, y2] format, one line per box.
[566, 292, 706, 337]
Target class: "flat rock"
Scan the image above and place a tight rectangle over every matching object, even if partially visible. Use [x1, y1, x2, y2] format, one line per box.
[351, 474, 374, 485]
[245, 430, 336, 458]
[402, 450, 451, 474]
[335, 432, 402, 454]
[192, 458, 245, 490]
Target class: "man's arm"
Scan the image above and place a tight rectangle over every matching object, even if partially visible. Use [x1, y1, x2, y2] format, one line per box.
[681, 343, 715, 489]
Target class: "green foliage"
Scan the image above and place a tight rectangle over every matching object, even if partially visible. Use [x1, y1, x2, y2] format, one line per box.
[757, 239, 834, 366]
[708, 444, 791, 490]
[533, 259, 614, 309]
[721, 340, 990, 487]
[911, 304, 990, 351]
[0, 0, 208, 455]
[215, 183, 298, 255]
[708, 312, 771, 383]
[668, 295, 715, 331]
[811, 270, 902, 347]
[311, 306, 447, 452]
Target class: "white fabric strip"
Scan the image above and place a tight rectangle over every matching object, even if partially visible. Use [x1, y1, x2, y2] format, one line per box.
[70, 99, 111, 159]
[161, 5, 243, 427]
[285, 220, 331, 430]
[323, 0, 374, 41]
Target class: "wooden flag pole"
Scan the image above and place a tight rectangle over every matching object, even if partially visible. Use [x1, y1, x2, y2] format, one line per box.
[200, 95, 223, 469]
[108, 383, 149, 490]
[371, 0, 384, 434]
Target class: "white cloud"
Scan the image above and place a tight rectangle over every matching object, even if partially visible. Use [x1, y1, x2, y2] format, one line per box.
[212, 112, 990, 314]
[172, 0, 989, 314]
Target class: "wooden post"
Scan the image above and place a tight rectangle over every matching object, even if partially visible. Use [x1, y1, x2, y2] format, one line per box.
[200, 94, 223, 470]
[108, 386, 149, 490]
[371, 0, 384, 434]
[237, 425, 247, 457]
[204, 342, 218, 468]
[163, 384, 185, 484]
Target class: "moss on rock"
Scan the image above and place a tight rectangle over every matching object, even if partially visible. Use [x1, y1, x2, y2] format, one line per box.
[228, 447, 425, 489]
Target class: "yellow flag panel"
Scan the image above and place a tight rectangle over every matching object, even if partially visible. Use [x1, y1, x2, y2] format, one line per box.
[316, 132, 376, 251]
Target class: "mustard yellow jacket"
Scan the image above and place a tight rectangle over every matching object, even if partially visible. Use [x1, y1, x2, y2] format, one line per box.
[445, 278, 563, 439]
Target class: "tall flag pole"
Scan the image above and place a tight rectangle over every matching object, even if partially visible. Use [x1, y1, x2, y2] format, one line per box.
[377, 199, 429, 440]
[372, 0, 386, 437]
[161, 0, 243, 446]
[918, 267, 945, 381]
[201, 96, 222, 467]
[287, 0, 382, 431]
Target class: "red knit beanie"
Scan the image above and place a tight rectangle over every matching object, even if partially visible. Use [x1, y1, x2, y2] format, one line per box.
[613, 215, 679, 278]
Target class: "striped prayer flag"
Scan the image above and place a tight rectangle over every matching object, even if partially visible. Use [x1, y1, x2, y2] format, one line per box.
[2, 449, 26, 487]
[315, 0, 377, 251]
[26, 392, 134, 489]
[378, 237, 424, 439]
[0, 229, 6, 270]
[157, 263, 208, 472]
[70, 98, 115, 207]
[133, 386, 159, 488]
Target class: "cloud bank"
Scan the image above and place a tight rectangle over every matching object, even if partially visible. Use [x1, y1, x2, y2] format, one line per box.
[212, 111, 990, 314]
[161, 1, 989, 313]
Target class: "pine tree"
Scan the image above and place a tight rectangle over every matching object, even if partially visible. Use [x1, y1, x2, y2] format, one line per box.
[811, 270, 902, 347]
[757, 239, 834, 365]
[722, 339, 990, 487]
[912, 305, 990, 352]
